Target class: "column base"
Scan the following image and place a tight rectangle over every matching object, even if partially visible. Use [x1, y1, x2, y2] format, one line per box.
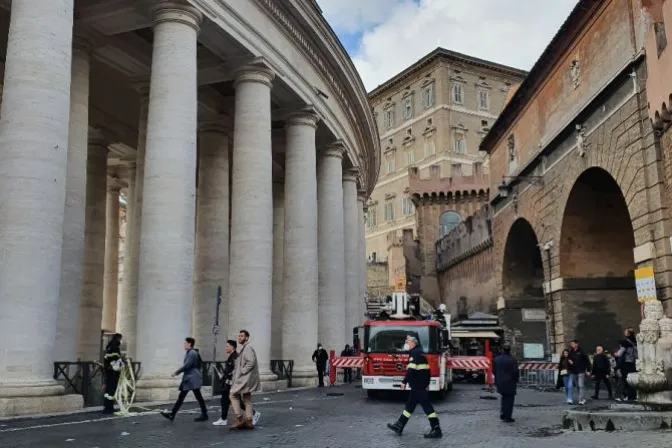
[290, 367, 319, 387]
[0, 382, 83, 417]
[259, 379, 288, 392]
[135, 376, 212, 403]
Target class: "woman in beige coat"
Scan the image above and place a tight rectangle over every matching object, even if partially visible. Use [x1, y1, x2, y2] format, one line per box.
[230, 329, 261, 429]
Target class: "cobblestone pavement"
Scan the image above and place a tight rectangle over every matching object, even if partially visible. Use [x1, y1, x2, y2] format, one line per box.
[1, 384, 670, 447]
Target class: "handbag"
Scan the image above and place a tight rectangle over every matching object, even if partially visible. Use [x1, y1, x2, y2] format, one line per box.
[560, 369, 568, 376]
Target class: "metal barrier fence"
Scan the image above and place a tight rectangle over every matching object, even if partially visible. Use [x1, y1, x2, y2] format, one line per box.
[517, 362, 558, 390]
[270, 360, 295, 388]
[53, 361, 142, 407]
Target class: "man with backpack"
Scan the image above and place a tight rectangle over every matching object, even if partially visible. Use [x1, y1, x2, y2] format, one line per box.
[161, 337, 209, 422]
[616, 327, 638, 401]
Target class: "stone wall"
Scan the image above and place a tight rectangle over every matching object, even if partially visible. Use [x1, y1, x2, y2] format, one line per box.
[436, 205, 497, 314]
[366, 261, 389, 297]
[410, 163, 489, 305]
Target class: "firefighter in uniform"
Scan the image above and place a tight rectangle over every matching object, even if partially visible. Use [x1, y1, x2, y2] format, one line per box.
[387, 335, 442, 438]
[102, 333, 123, 414]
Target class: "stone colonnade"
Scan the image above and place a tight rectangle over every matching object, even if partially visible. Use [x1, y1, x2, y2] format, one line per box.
[0, 0, 369, 412]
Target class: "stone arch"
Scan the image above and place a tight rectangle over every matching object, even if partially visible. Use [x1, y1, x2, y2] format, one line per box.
[559, 167, 635, 278]
[558, 166, 639, 351]
[438, 210, 461, 237]
[502, 218, 544, 298]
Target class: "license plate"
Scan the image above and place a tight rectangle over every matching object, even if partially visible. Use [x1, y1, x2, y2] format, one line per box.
[393, 376, 404, 381]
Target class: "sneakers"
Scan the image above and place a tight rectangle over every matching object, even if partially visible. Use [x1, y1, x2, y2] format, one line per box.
[160, 411, 175, 422]
[578, 399, 586, 405]
[566, 399, 573, 404]
[194, 414, 209, 422]
[212, 418, 228, 426]
[252, 411, 261, 426]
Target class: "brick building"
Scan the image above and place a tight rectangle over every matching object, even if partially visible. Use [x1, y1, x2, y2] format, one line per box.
[364, 48, 526, 268]
[471, 0, 672, 355]
[409, 162, 490, 305]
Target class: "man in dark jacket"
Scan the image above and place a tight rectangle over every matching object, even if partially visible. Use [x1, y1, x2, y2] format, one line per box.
[161, 337, 208, 422]
[591, 345, 613, 399]
[387, 335, 442, 439]
[102, 333, 123, 414]
[617, 328, 638, 401]
[213, 340, 260, 427]
[568, 340, 591, 405]
[341, 344, 354, 383]
[493, 345, 518, 423]
[312, 344, 329, 387]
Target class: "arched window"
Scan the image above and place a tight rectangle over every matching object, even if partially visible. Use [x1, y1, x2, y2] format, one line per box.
[439, 211, 461, 237]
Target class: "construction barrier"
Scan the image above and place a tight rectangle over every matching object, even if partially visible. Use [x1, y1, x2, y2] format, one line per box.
[328, 342, 495, 390]
[517, 362, 558, 390]
[329, 349, 364, 386]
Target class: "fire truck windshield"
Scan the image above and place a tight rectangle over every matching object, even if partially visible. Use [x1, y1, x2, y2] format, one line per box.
[364, 325, 439, 354]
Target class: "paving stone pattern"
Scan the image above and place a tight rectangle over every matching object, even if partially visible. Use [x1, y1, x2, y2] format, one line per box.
[0, 385, 670, 447]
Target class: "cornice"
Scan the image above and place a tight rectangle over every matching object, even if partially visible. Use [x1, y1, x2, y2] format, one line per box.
[256, 0, 380, 194]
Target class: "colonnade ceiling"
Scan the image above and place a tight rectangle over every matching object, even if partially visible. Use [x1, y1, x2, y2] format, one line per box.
[0, 0, 349, 191]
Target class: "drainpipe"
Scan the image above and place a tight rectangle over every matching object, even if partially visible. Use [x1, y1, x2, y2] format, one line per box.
[542, 242, 555, 355]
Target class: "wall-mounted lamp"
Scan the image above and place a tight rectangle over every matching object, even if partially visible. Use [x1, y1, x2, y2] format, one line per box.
[498, 175, 544, 198]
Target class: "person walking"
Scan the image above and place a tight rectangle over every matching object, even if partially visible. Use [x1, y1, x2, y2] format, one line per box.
[493, 345, 519, 423]
[591, 345, 613, 400]
[568, 339, 591, 405]
[556, 349, 572, 404]
[161, 337, 209, 422]
[312, 343, 329, 387]
[212, 339, 261, 427]
[229, 329, 261, 430]
[616, 328, 638, 401]
[341, 344, 354, 383]
[102, 333, 123, 414]
[386, 335, 442, 439]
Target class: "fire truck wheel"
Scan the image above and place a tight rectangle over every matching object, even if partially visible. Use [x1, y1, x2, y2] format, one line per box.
[366, 390, 379, 399]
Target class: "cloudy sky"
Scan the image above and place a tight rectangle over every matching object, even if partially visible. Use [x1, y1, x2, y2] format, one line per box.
[318, 0, 579, 91]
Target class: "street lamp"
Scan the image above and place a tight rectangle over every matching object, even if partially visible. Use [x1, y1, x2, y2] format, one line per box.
[497, 180, 509, 198]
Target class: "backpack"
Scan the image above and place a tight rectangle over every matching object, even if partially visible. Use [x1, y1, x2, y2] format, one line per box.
[623, 342, 637, 364]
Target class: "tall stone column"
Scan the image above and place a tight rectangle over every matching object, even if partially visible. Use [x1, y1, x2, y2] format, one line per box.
[228, 63, 277, 382]
[271, 181, 285, 359]
[343, 170, 360, 343]
[0, 0, 82, 415]
[317, 143, 346, 352]
[102, 184, 121, 332]
[116, 163, 135, 338]
[282, 109, 320, 385]
[55, 34, 93, 362]
[77, 131, 109, 360]
[118, 82, 149, 358]
[193, 120, 230, 361]
[135, 2, 202, 401]
[358, 190, 368, 320]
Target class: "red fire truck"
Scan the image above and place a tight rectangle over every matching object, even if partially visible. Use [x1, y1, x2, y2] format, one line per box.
[355, 292, 453, 399]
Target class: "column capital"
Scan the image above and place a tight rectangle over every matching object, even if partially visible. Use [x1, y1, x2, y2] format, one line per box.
[72, 30, 95, 54]
[88, 128, 110, 148]
[234, 60, 276, 89]
[343, 168, 359, 183]
[107, 179, 123, 193]
[130, 76, 151, 100]
[199, 115, 233, 135]
[285, 107, 320, 129]
[357, 189, 368, 203]
[152, 2, 203, 33]
[320, 141, 345, 160]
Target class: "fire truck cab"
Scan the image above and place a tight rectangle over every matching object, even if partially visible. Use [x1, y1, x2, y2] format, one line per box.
[356, 293, 453, 399]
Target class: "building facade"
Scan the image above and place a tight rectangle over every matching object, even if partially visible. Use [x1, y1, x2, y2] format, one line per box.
[364, 48, 526, 273]
[435, 0, 672, 358]
[0, 0, 378, 417]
